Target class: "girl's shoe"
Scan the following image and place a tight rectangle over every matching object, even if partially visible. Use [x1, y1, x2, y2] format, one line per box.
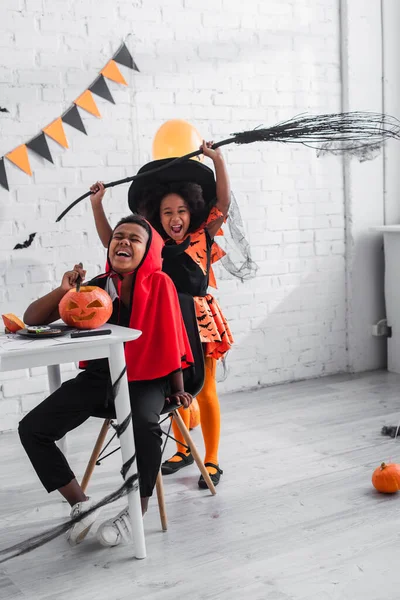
[198, 463, 223, 489]
[161, 451, 194, 475]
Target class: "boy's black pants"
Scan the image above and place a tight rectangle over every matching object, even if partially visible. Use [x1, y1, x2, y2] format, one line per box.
[18, 370, 167, 498]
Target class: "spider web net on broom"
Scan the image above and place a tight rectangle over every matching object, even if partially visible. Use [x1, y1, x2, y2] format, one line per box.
[210, 112, 400, 281]
[212, 191, 259, 382]
[215, 191, 258, 283]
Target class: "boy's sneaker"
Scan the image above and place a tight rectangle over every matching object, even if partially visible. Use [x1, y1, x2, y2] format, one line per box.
[96, 506, 132, 547]
[66, 498, 102, 546]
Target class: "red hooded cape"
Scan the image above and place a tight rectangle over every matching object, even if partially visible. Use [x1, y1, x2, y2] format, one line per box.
[82, 222, 193, 381]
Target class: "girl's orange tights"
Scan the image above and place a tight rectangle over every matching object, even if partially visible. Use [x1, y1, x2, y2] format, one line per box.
[167, 357, 220, 475]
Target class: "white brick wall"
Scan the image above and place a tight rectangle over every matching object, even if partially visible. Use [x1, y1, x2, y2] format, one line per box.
[0, 0, 354, 431]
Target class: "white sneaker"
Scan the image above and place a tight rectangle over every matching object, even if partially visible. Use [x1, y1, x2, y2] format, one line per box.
[96, 506, 131, 547]
[66, 498, 102, 546]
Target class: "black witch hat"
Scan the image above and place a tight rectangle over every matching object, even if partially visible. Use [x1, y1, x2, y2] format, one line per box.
[127, 157, 217, 214]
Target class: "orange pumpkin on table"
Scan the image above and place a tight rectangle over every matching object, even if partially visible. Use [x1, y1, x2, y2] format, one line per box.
[372, 462, 400, 493]
[59, 286, 113, 330]
[2, 313, 25, 333]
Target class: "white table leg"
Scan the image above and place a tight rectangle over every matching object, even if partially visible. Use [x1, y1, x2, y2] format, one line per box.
[47, 365, 67, 455]
[108, 343, 146, 560]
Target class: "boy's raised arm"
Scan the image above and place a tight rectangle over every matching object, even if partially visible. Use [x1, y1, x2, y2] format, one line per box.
[90, 182, 113, 249]
[24, 264, 86, 325]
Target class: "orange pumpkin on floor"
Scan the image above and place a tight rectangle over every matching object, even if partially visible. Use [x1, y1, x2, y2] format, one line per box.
[2, 313, 24, 333]
[372, 462, 400, 493]
[189, 398, 200, 429]
[59, 286, 113, 330]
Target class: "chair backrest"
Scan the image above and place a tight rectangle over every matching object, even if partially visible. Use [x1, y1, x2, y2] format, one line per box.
[178, 293, 205, 398]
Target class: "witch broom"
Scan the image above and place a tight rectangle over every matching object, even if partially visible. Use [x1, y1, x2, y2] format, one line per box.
[55, 111, 400, 222]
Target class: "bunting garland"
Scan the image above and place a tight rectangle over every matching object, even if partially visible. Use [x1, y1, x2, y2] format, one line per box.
[0, 159, 9, 191]
[62, 106, 87, 135]
[0, 42, 138, 190]
[100, 60, 128, 86]
[6, 145, 32, 176]
[89, 76, 115, 104]
[113, 43, 139, 71]
[26, 134, 54, 164]
[43, 118, 69, 149]
[74, 90, 101, 118]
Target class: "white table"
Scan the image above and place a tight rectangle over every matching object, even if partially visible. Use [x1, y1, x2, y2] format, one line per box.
[0, 323, 146, 559]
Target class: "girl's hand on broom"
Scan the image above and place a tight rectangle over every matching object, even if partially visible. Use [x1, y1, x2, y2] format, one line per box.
[90, 181, 106, 207]
[201, 140, 223, 162]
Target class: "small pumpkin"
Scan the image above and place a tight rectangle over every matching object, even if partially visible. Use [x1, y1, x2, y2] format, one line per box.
[189, 398, 200, 429]
[59, 286, 113, 330]
[2, 313, 25, 333]
[372, 462, 400, 493]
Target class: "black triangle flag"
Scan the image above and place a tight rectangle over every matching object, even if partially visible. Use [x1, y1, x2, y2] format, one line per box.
[62, 105, 87, 135]
[27, 133, 53, 164]
[113, 43, 139, 72]
[89, 76, 115, 104]
[0, 158, 9, 191]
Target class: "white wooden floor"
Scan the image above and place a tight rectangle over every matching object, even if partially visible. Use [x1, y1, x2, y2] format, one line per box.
[1, 370, 400, 600]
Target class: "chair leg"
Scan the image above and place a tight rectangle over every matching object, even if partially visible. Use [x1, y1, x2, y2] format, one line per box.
[81, 419, 112, 493]
[172, 409, 217, 495]
[155, 470, 168, 531]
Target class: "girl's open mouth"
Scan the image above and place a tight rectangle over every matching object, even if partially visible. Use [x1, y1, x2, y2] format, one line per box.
[170, 225, 183, 235]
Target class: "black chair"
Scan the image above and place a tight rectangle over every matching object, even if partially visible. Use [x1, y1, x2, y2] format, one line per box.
[80, 294, 216, 532]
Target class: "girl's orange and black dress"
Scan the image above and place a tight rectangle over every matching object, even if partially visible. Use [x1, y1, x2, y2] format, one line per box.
[128, 157, 234, 487]
[162, 206, 233, 359]
[160, 207, 234, 486]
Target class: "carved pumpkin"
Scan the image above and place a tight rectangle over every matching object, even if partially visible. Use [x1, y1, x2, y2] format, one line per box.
[372, 462, 400, 493]
[2, 313, 24, 333]
[59, 286, 113, 330]
[189, 398, 200, 429]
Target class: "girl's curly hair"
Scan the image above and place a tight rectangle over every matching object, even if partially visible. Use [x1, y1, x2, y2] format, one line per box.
[136, 182, 208, 238]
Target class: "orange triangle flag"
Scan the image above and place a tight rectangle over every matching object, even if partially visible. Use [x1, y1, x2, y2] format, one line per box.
[74, 90, 101, 118]
[101, 60, 127, 85]
[43, 118, 69, 148]
[6, 145, 32, 176]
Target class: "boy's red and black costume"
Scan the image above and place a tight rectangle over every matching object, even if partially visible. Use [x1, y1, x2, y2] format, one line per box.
[19, 221, 193, 500]
[82, 220, 193, 381]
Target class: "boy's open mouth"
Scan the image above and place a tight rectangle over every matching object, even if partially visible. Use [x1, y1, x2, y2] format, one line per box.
[115, 249, 132, 258]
